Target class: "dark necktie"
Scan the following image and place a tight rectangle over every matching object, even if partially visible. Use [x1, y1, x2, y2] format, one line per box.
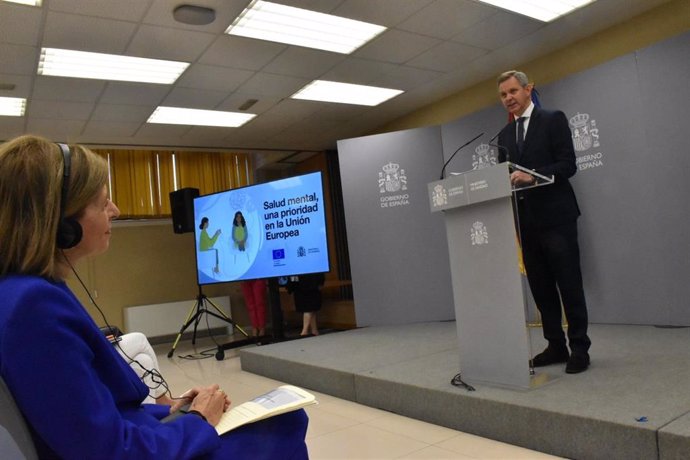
[516, 117, 526, 155]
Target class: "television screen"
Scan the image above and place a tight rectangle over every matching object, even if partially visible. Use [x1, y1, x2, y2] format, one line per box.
[192, 171, 330, 285]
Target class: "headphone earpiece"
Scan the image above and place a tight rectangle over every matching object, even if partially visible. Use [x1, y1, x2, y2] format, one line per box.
[56, 143, 83, 249]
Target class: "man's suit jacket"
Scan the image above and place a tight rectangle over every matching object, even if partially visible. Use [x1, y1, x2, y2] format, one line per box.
[497, 107, 580, 229]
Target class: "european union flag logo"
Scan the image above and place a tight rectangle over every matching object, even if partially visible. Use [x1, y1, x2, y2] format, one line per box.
[272, 249, 285, 260]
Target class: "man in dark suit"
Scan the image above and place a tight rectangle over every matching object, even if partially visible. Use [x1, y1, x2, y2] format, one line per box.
[496, 70, 591, 374]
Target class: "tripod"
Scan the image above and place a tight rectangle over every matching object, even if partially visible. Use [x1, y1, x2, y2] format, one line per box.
[167, 285, 251, 358]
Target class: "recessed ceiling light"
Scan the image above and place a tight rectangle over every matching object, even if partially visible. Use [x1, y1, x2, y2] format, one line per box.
[2, 0, 42, 6]
[0, 97, 26, 116]
[38, 48, 189, 84]
[477, 0, 596, 22]
[291, 80, 403, 106]
[147, 107, 256, 128]
[225, 0, 386, 54]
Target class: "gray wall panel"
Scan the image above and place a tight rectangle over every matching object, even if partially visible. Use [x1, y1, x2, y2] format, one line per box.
[541, 55, 657, 324]
[635, 32, 690, 325]
[337, 126, 454, 326]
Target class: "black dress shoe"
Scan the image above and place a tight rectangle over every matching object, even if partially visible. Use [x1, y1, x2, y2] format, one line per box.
[531, 347, 569, 367]
[565, 352, 590, 374]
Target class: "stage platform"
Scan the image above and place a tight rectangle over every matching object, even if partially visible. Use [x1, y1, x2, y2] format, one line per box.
[239, 322, 690, 459]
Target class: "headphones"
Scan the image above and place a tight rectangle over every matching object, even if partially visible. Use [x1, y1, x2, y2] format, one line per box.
[55, 143, 83, 249]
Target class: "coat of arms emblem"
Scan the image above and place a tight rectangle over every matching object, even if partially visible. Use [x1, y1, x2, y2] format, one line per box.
[570, 112, 600, 152]
[431, 184, 447, 207]
[472, 143, 497, 170]
[470, 221, 488, 246]
[378, 162, 407, 193]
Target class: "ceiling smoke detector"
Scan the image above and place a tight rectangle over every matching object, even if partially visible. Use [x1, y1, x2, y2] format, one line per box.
[173, 5, 216, 25]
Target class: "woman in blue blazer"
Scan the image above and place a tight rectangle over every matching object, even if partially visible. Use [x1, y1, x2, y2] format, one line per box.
[0, 135, 309, 459]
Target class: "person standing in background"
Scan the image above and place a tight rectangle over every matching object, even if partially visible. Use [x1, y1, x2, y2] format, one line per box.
[496, 70, 591, 374]
[241, 279, 267, 337]
[288, 273, 326, 337]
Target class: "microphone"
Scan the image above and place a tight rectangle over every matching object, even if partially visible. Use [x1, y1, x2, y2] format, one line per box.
[439, 132, 484, 179]
[488, 129, 510, 163]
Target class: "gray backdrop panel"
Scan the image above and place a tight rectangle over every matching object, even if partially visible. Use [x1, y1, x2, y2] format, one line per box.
[635, 32, 690, 325]
[337, 126, 454, 326]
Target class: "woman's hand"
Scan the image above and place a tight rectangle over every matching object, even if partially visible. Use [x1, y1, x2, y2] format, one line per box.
[187, 384, 231, 426]
[169, 387, 199, 414]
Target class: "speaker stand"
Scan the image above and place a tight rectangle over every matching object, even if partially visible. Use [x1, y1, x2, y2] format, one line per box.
[167, 285, 253, 358]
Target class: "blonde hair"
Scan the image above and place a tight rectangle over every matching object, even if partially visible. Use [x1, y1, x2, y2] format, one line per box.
[0, 135, 109, 279]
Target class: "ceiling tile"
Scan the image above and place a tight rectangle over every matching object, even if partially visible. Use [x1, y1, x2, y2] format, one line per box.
[0, 44, 38, 75]
[28, 99, 94, 120]
[134, 123, 191, 143]
[181, 125, 234, 145]
[99, 82, 169, 105]
[90, 104, 154, 123]
[127, 25, 216, 61]
[0, 74, 34, 98]
[353, 29, 440, 64]
[25, 117, 86, 141]
[48, 0, 151, 22]
[216, 94, 280, 114]
[332, 0, 433, 27]
[397, 0, 495, 39]
[0, 2, 43, 46]
[32, 76, 106, 102]
[262, 48, 345, 79]
[369, 65, 444, 91]
[175, 64, 254, 92]
[0, 117, 26, 140]
[407, 41, 488, 73]
[236, 73, 309, 98]
[43, 11, 137, 54]
[162, 87, 229, 109]
[452, 11, 543, 50]
[199, 35, 287, 71]
[262, 98, 323, 122]
[321, 57, 400, 85]
[82, 121, 141, 138]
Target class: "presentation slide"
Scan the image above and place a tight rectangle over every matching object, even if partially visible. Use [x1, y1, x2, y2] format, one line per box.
[193, 172, 329, 285]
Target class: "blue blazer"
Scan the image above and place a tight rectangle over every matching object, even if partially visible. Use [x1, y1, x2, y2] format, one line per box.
[0, 275, 220, 459]
[497, 107, 581, 228]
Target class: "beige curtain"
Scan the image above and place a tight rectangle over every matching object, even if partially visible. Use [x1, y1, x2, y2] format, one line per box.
[93, 149, 253, 219]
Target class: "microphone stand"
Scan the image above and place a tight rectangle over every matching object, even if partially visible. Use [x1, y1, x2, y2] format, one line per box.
[439, 132, 484, 179]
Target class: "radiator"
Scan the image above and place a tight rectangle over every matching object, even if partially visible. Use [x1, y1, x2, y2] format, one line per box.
[124, 296, 231, 339]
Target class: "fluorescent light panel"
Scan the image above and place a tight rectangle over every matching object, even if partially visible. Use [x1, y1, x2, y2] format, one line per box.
[226, 0, 386, 54]
[291, 80, 403, 106]
[477, 0, 596, 22]
[2, 0, 42, 5]
[0, 97, 26, 116]
[38, 48, 189, 84]
[147, 107, 256, 128]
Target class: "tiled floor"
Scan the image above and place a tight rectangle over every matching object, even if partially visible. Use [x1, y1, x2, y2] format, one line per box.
[154, 337, 562, 460]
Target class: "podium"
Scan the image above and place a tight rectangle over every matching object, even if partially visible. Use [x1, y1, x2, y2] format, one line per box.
[428, 162, 553, 389]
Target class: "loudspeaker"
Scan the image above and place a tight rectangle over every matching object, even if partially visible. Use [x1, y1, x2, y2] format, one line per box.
[169, 188, 199, 234]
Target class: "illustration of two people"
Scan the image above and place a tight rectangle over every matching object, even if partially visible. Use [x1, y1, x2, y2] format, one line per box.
[199, 211, 249, 273]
